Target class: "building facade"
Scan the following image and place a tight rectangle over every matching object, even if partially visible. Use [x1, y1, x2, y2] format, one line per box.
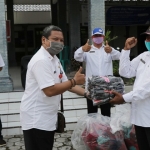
[0, 0, 150, 91]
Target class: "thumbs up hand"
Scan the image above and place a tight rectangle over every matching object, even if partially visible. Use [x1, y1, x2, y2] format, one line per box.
[104, 40, 112, 53]
[73, 67, 85, 85]
[82, 39, 91, 52]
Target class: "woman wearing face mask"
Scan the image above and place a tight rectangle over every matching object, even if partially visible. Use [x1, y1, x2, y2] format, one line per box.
[74, 27, 120, 117]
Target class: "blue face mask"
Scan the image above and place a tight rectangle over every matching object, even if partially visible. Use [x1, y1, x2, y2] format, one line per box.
[145, 41, 150, 51]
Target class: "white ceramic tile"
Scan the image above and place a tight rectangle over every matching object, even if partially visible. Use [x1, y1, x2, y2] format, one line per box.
[0, 104, 8, 111]
[74, 105, 87, 109]
[8, 114, 20, 122]
[9, 98, 21, 102]
[63, 91, 70, 96]
[8, 92, 24, 99]
[0, 99, 8, 103]
[1, 115, 7, 122]
[2, 129, 7, 136]
[76, 110, 87, 117]
[7, 128, 21, 135]
[0, 93, 9, 100]
[7, 122, 21, 127]
[64, 110, 76, 118]
[65, 117, 77, 123]
[66, 123, 76, 130]
[20, 128, 23, 135]
[0, 110, 9, 115]
[73, 98, 86, 105]
[8, 103, 20, 110]
[2, 122, 7, 128]
[68, 92, 83, 97]
[63, 100, 73, 106]
[63, 105, 75, 110]
[8, 109, 20, 114]
[63, 95, 72, 98]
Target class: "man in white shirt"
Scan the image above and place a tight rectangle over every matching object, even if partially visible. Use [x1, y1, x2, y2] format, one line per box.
[74, 27, 120, 117]
[110, 27, 150, 150]
[20, 25, 86, 150]
[0, 54, 6, 147]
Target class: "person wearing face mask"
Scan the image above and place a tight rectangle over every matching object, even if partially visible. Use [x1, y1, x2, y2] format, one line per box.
[74, 27, 120, 117]
[109, 27, 150, 150]
[20, 25, 86, 150]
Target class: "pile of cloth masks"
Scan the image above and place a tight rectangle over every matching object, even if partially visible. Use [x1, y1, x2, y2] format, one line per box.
[71, 103, 139, 150]
[87, 75, 124, 106]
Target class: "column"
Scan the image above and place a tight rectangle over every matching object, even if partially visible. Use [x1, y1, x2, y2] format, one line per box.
[6, 0, 16, 66]
[57, 0, 67, 45]
[68, 0, 81, 57]
[51, 0, 58, 26]
[88, 0, 105, 38]
[0, 0, 13, 92]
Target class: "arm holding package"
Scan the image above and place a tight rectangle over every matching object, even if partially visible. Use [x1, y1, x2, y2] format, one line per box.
[123, 79, 150, 103]
[74, 47, 86, 62]
[110, 48, 121, 60]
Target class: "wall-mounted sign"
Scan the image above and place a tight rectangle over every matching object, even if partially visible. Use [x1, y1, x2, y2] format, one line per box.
[6, 20, 11, 42]
[106, 6, 150, 25]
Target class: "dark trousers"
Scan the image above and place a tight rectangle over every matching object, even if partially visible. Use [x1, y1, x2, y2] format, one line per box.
[86, 98, 111, 117]
[0, 119, 3, 139]
[134, 125, 150, 150]
[23, 128, 55, 150]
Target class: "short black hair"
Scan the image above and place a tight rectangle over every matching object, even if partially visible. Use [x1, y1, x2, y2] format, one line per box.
[42, 25, 62, 39]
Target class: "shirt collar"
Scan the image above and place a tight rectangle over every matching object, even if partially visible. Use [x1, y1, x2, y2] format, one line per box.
[92, 44, 105, 50]
[146, 51, 150, 56]
[41, 46, 57, 60]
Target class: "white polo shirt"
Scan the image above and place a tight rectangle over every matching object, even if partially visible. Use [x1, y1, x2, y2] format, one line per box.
[0, 54, 5, 67]
[74, 45, 120, 89]
[120, 50, 150, 127]
[20, 46, 68, 131]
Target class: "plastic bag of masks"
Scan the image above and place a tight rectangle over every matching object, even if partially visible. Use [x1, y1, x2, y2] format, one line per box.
[87, 75, 124, 106]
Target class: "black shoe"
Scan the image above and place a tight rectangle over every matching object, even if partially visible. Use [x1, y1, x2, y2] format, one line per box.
[0, 139, 6, 147]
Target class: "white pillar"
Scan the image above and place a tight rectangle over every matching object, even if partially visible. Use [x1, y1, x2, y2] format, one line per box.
[88, 0, 105, 38]
[0, 0, 13, 92]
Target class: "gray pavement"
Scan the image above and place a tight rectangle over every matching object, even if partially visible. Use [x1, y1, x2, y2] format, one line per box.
[1, 131, 75, 150]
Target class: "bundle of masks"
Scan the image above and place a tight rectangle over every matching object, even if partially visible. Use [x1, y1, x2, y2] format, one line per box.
[87, 75, 124, 106]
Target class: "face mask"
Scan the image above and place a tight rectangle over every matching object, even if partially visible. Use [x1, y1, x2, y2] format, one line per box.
[92, 37, 104, 44]
[46, 40, 64, 55]
[145, 41, 150, 51]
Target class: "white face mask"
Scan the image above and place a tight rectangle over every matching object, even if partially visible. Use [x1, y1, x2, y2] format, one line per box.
[46, 40, 64, 55]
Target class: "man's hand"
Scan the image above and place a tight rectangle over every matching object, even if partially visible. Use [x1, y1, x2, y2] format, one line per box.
[124, 37, 137, 50]
[82, 39, 91, 52]
[109, 91, 125, 104]
[104, 41, 112, 53]
[73, 67, 85, 85]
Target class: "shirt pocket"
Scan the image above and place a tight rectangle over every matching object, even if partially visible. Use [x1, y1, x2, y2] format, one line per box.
[104, 53, 112, 63]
